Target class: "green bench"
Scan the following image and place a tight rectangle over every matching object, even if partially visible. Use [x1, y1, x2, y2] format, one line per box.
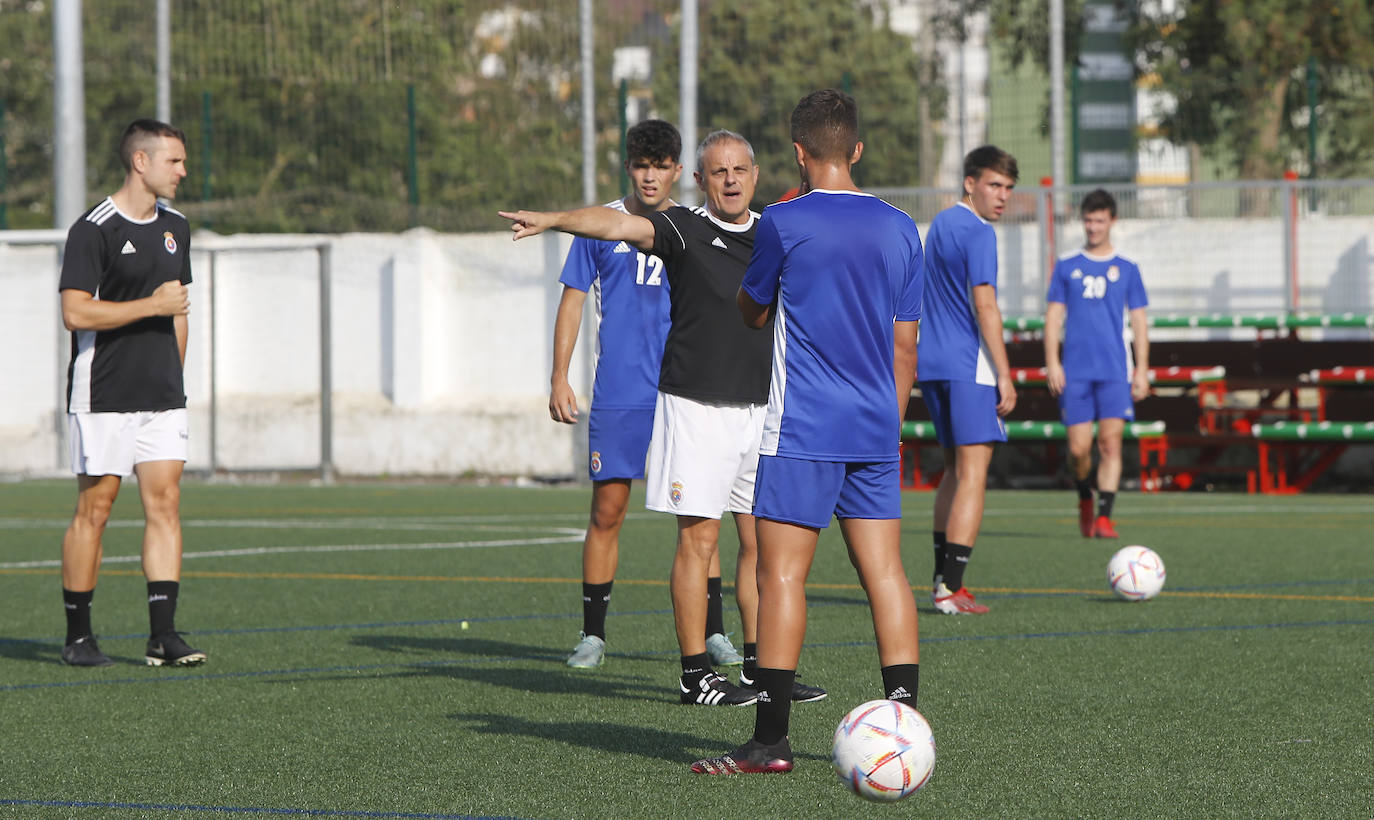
[1249, 422, 1374, 493]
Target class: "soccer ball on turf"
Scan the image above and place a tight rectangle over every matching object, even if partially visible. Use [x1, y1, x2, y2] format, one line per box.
[831, 699, 936, 802]
[1107, 545, 1166, 601]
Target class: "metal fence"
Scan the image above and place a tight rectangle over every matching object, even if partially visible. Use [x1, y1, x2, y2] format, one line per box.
[873, 178, 1374, 322]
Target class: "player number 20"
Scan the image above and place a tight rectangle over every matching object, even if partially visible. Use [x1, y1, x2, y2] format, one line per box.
[1081, 275, 1107, 300]
[636, 253, 664, 286]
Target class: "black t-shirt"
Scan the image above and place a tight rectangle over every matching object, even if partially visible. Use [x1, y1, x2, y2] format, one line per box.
[58, 197, 193, 413]
[648, 205, 774, 404]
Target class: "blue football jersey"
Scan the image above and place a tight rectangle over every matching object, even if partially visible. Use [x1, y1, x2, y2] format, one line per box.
[741, 190, 924, 461]
[916, 203, 1000, 384]
[557, 200, 670, 411]
[1046, 250, 1148, 381]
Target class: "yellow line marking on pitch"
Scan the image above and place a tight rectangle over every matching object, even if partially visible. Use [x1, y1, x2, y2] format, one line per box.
[3, 567, 1370, 603]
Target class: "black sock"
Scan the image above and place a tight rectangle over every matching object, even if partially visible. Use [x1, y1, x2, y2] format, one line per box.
[941, 542, 974, 591]
[743, 642, 759, 680]
[751, 667, 795, 746]
[1075, 478, 1093, 500]
[1098, 491, 1116, 520]
[882, 663, 920, 705]
[932, 531, 947, 583]
[705, 576, 725, 637]
[581, 581, 613, 640]
[680, 652, 712, 687]
[63, 588, 94, 645]
[147, 580, 179, 638]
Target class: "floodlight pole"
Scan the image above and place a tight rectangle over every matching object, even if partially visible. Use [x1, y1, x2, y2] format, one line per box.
[53, 0, 85, 229]
[580, 0, 595, 204]
[679, 0, 698, 207]
[156, 0, 171, 123]
[1049, 0, 1066, 197]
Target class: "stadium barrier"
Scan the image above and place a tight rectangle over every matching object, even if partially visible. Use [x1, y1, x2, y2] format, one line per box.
[899, 419, 1167, 492]
[1251, 421, 1374, 494]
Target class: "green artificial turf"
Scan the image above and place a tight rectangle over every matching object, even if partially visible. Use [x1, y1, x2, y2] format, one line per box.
[1, 480, 1370, 819]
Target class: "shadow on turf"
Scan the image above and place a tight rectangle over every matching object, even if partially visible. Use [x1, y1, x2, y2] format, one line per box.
[449, 711, 830, 766]
[346, 633, 672, 702]
[0, 637, 59, 664]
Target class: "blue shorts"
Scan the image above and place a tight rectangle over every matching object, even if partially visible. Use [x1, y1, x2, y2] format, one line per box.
[918, 380, 1007, 447]
[753, 455, 900, 529]
[587, 407, 654, 481]
[1058, 379, 1135, 427]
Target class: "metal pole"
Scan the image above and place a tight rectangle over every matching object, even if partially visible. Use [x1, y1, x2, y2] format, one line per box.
[207, 249, 218, 474]
[1282, 171, 1299, 315]
[406, 84, 419, 225]
[156, 0, 171, 123]
[0, 100, 8, 229]
[53, 0, 85, 229]
[619, 79, 629, 198]
[580, 0, 595, 205]
[1049, 0, 1066, 205]
[319, 243, 335, 482]
[679, 0, 698, 207]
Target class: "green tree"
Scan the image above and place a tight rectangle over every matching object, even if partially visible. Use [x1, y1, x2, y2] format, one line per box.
[1134, 0, 1374, 181]
[652, 0, 942, 206]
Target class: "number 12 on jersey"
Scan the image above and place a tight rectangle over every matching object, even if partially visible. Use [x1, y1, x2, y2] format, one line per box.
[635, 253, 664, 286]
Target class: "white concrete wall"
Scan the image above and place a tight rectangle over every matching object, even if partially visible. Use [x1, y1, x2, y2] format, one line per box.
[2, 216, 1369, 478]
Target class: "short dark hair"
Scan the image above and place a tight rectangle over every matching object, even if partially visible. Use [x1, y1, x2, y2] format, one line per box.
[119, 119, 186, 171]
[790, 88, 858, 164]
[625, 119, 682, 166]
[1080, 188, 1117, 218]
[963, 145, 1019, 184]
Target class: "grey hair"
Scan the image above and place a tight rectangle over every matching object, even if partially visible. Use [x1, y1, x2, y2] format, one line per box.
[695, 129, 754, 175]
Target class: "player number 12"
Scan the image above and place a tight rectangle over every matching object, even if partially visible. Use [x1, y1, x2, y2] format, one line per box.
[636, 253, 664, 286]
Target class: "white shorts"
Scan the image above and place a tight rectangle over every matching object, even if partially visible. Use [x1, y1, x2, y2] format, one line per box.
[646, 392, 766, 519]
[68, 409, 189, 477]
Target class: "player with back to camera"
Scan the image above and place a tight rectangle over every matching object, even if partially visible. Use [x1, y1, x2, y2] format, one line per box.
[501, 130, 827, 708]
[918, 145, 1019, 615]
[692, 88, 924, 775]
[1044, 188, 1150, 539]
[56, 118, 205, 667]
[552, 120, 744, 670]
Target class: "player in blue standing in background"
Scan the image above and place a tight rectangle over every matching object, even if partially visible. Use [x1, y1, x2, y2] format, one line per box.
[553, 120, 745, 671]
[692, 88, 924, 774]
[918, 145, 1019, 616]
[1044, 188, 1150, 539]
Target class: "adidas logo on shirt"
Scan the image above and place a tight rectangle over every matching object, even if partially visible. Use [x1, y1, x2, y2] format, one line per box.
[612, 241, 633, 254]
[121, 240, 136, 255]
[711, 237, 727, 249]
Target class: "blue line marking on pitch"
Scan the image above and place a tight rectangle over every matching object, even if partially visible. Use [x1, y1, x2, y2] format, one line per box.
[0, 800, 524, 819]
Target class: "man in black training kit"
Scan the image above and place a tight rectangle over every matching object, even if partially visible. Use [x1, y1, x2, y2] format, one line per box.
[57, 119, 205, 667]
[502, 130, 826, 707]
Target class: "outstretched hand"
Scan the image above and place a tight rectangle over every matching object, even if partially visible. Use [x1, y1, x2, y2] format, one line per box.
[498, 210, 552, 241]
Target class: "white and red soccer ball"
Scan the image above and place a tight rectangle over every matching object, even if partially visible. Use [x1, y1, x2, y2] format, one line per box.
[831, 699, 936, 802]
[1107, 545, 1167, 601]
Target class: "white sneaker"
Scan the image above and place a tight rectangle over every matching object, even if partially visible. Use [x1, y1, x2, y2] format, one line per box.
[566, 632, 605, 668]
[705, 632, 744, 667]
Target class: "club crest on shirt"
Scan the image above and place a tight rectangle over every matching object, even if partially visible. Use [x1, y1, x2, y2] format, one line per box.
[589, 451, 602, 474]
[163, 232, 177, 254]
[1070, 268, 1083, 279]
[1106, 265, 1120, 282]
[670, 480, 684, 505]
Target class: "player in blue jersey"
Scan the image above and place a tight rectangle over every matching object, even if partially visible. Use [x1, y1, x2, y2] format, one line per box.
[691, 89, 923, 775]
[1044, 189, 1150, 539]
[917, 145, 1019, 616]
[504, 131, 830, 709]
[548, 120, 742, 671]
